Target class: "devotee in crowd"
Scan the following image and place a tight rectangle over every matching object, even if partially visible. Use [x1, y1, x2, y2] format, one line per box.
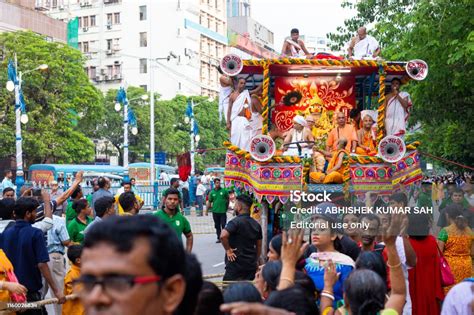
[347, 26, 381, 59]
[359, 214, 385, 254]
[407, 213, 444, 315]
[320, 214, 407, 315]
[118, 192, 141, 216]
[310, 138, 348, 184]
[385, 78, 412, 138]
[220, 194, 262, 281]
[67, 199, 93, 244]
[154, 188, 193, 253]
[65, 185, 84, 225]
[2, 187, 15, 199]
[115, 181, 143, 215]
[432, 177, 445, 205]
[91, 176, 112, 213]
[43, 212, 71, 315]
[282, 115, 315, 157]
[327, 111, 358, 154]
[441, 279, 474, 315]
[437, 204, 473, 294]
[49, 181, 66, 216]
[207, 178, 229, 243]
[281, 28, 312, 58]
[227, 77, 253, 151]
[0, 247, 27, 304]
[437, 188, 471, 228]
[194, 281, 224, 315]
[223, 282, 262, 304]
[342, 212, 361, 243]
[175, 253, 203, 315]
[267, 234, 283, 261]
[62, 245, 84, 315]
[1, 197, 66, 312]
[84, 196, 115, 234]
[161, 178, 184, 212]
[79, 215, 187, 315]
[304, 214, 355, 307]
[195, 178, 207, 216]
[355, 110, 378, 155]
[416, 180, 433, 209]
[0, 170, 15, 192]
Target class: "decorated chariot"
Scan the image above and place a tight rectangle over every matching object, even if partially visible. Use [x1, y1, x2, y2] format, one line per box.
[221, 54, 428, 242]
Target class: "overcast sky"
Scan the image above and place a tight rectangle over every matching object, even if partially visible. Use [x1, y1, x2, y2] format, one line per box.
[250, 0, 356, 51]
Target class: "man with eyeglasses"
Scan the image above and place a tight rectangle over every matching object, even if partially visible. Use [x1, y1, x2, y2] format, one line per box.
[78, 215, 187, 315]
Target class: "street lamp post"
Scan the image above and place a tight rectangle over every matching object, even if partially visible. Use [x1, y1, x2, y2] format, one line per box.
[6, 54, 48, 196]
[115, 88, 146, 181]
[185, 99, 200, 176]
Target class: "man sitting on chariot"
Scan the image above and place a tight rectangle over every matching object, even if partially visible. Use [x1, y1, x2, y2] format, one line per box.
[310, 138, 349, 184]
[281, 115, 314, 157]
[281, 28, 312, 59]
[355, 110, 378, 156]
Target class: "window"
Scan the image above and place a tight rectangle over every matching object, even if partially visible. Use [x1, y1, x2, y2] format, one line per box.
[83, 41, 89, 53]
[114, 13, 120, 24]
[78, 17, 82, 28]
[90, 15, 96, 27]
[107, 65, 113, 77]
[90, 66, 97, 79]
[215, 44, 219, 58]
[114, 64, 121, 76]
[139, 5, 147, 20]
[139, 58, 147, 73]
[140, 85, 147, 91]
[83, 16, 89, 27]
[107, 39, 113, 50]
[139, 32, 147, 47]
[78, 42, 82, 52]
[107, 13, 113, 25]
[113, 38, 121, 50]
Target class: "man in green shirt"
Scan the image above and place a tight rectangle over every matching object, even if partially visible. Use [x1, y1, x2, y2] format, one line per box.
[417, 180, 433, 209]
[207, 178, 229, 243]
[154, 188, 193, 252]
[67, 199, 93, 244]
[161, 178, 184, 213]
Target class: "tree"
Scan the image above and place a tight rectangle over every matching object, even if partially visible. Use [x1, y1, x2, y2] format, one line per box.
[96, 92, 227, 169]
[328, 0, 474, 168]
[0, 31, 104, 165]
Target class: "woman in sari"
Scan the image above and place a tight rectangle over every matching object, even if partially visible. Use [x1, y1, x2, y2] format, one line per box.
[437, 204, 473, 294]
[304, 214, 355, 307]
[408, 213, 444, 315]
[0, 248, 28, 307]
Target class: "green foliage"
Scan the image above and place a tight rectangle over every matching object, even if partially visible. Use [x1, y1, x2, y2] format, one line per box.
[97, 92, 227, 168]
[329, 0, 474, 169]
[0, 31, 103, 165]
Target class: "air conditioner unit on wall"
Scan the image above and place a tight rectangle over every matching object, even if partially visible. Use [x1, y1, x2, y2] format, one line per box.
[82, 27, 89, 32]
[106, 49, 113, 55]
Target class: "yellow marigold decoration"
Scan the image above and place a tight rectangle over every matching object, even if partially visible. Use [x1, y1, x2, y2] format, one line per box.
[376, 66, 387, 143]
[261, 62, 270, 134]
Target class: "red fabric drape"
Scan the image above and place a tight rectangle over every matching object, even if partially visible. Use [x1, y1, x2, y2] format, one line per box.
[177, 152, 191, 181]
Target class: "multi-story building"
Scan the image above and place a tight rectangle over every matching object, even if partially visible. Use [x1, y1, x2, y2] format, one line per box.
[300, 35, 331, 54]
[226, 0, 277, 59]
[45, 0, 229, 99]
[0, 0, 66, 41]
[195, 0, 228, 98]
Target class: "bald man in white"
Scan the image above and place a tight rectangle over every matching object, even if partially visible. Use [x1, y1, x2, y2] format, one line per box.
[348, 27, 381, 59]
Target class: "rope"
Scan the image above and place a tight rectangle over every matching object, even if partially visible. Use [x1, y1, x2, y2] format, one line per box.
[203, 273, 225, 280]
[0, 294, 77, 312]
[418, 151, 474, 171]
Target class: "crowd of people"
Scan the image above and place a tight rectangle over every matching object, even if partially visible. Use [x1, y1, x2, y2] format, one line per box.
[0, 166, 472, 315]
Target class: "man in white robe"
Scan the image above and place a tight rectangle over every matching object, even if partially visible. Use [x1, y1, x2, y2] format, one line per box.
[282, 115, 314, 157]
[348, 27, 381, 59]
[227, 78, 252, 151]
[218, 73, 233, 122]
[385, 78, 412, 138]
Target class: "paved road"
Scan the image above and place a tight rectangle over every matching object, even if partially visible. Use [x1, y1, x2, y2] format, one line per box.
[187, 233, 226, 277]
